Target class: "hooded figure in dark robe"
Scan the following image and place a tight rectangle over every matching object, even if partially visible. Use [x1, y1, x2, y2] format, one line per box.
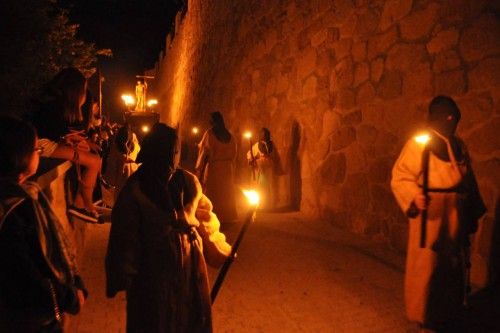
[106, 123, 231, 333]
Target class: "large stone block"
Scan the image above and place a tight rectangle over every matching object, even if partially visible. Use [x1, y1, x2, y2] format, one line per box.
[334, 57, 354, 88]
[302, 75, 318, 99]
[354, 61, 370, 87]
[468, 57, 500, 91]
[383, 99, 425, 136]
[265, 78, 277, 97]
[399, 3, 440, 40]
[432, 49, 461, 73]
[266, 96, 279, 115]
[379, 0, 413, 31]
[334, 88, 356, 110]
[286, 79, 303, 102]
[434, 69, 466, 96]
[319, 152, 347, 185]
[377, 70, 402, 100]
[316, 48, 333, 77]
[322, 0, 355, 25]
[321, 110, 341, 139]
[356, 81, 376, 105]
[358, 124, 379, 146]
[311, 28, 329, 47]
[330, 126, 356, 151]
[466, 117, 500, 155]
[370, 57, 385, 83]
[426, 28, 459, 54]
[403, 63, 433, 98]
[386, 43, 427, 72]
[362, 103, 385, 129]
[355, 8, 381, 36]
[326, 27, 341, 43]
[340, 173, 370, 212]
[352, 40, 367, 62]
[319, 185, 343, 212]
[339, 13, 358, 38]
[341, 109, 362, 126]
[367, 26, 399, 60]
[459, 13, 500, 63]
[296, 47, 317, 80]
[331, 38, 353, 61]
[276, 73, 290, 94]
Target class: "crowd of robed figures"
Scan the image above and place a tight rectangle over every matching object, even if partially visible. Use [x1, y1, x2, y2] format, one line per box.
[0, 66, 284, 333]
[0, 64, 488, 333]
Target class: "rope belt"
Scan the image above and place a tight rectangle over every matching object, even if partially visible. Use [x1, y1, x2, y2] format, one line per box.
[418, 185, 465, 193]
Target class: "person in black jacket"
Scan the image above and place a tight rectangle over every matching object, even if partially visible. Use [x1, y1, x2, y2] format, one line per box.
[0, 115, 87, 332]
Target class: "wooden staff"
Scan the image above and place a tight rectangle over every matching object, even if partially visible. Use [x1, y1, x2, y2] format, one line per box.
[211, 209, 257, 303]
[420, 147, 430, 248]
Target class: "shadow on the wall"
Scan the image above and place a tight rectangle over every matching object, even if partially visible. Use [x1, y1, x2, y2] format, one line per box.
[463, 197, 500, 332]
[288, 120, 301, 211]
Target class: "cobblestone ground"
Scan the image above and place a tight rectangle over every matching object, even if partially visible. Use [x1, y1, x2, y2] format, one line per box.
[78, 211, 418, 332]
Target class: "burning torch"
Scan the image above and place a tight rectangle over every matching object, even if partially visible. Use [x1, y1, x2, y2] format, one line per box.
[211, 189, 260, 303]
[415, 133, 431, 248]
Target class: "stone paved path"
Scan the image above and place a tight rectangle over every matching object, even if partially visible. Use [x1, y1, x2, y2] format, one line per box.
[78, 211, 417, 332]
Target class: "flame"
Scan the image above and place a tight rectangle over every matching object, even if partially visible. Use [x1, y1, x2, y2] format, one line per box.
[121, 94, 135, 106]
[414, 133, 430, 145]
[242, 189, 260, 206]
[243, 131, 252, 139]
[141, 125, 150, 133]
[147, 99, 158, 107]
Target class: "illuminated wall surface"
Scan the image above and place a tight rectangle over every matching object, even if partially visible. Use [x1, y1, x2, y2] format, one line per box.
[154, 0, 500, 286]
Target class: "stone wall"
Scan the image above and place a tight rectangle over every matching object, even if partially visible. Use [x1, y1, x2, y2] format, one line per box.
[153, 0, 500, 286]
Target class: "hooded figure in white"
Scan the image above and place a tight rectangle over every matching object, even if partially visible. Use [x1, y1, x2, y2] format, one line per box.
[391, 96, 486, 332]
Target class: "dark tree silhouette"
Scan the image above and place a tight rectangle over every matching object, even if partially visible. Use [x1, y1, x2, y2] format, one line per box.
[0, 0, 111, 115]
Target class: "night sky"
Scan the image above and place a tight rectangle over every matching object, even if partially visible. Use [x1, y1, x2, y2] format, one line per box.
[62, 0, 181, 118]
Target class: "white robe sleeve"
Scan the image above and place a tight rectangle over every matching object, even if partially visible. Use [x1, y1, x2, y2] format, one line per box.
[391, 139, 425, 214]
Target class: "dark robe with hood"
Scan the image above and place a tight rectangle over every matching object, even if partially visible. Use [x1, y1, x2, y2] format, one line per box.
[106, 167, 231, 333]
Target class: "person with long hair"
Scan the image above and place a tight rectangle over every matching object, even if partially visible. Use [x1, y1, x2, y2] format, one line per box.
[391, 96, 486, 332]
[27, 67, 102, 223]
[0, 115, 87, 332]
[106, 123, 231, 332]
[195, 111, 238, 224]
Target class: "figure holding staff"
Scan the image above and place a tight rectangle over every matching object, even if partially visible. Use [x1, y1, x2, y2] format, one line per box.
[106, 123, 232, 333]
[391, 96, 486, 333]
